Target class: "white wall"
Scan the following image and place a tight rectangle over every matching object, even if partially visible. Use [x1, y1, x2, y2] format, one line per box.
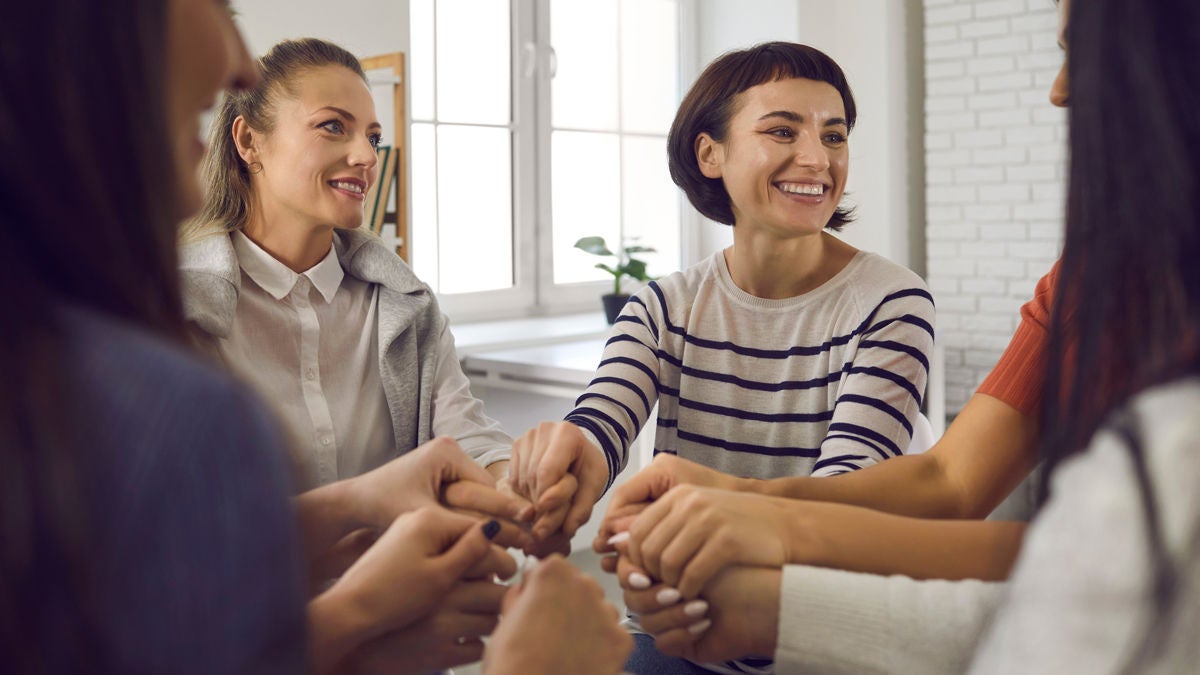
[923, 0, 1065, 412]
[232, 0, 409, 66]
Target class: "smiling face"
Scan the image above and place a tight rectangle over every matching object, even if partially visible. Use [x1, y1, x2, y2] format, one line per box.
[1049, 0, 1071, 107]
[166, 0, 256, 216]
[696, 77, 849, 239]
[239, 65, 382, 233]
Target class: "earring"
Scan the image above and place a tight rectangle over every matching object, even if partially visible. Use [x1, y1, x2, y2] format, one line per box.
[248, 161, 263, 174]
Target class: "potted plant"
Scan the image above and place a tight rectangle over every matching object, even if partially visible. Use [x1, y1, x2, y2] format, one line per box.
[574, 236, 656, 324]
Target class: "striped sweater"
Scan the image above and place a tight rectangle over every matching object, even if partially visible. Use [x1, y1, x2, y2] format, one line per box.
[568, 249, 936, 489]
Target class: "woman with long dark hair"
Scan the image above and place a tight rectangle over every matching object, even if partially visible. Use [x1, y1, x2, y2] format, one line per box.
[0, 2, 628, 673]
[614, 0, 1200, 671]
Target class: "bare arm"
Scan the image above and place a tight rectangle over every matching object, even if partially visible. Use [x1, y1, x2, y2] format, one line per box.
[754, 394, 1040, 519]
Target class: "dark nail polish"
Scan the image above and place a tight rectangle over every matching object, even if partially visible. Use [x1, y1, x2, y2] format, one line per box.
[483, 519, 501, 540]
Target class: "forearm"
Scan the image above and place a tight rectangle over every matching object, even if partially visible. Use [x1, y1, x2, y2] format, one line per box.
[788, 500, 1027, 581]
[776, 564, 1006, 675]
[307, 583, 372, 674]
[751, 452, 965, 518]
[293, 480, 364, 565]
[752, 394, 1039, 520]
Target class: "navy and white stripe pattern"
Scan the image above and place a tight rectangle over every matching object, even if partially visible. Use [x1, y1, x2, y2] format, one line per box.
[568, 250, 935, 489]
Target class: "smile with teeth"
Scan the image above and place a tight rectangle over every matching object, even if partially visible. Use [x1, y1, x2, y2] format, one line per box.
[778, 182, 824, 196]
[330, 180, 364, 194]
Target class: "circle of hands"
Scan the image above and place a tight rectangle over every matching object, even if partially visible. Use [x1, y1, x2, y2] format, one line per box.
[315, 422, 782, 674]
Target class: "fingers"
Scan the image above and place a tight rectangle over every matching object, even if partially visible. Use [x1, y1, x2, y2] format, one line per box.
[530, 422, 584, 501]
[442, 480, 532, 525]
[462, 542, 519, 581]
[562, 449, 607, 537]
[435, 516, 505, 582]
[423, 436, 497, 489]
[441, 579, 508, 613]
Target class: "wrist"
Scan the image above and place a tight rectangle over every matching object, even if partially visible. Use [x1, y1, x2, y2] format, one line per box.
[308, 581, 373, 673]
[752, 569, 783, 656]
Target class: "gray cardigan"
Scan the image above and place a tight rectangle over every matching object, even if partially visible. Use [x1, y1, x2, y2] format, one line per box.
[179, 229, 510, 471]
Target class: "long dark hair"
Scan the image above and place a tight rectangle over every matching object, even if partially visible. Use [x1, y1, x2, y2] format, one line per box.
[0, 0, 182, 669]
[1039, 0, 1200, 667]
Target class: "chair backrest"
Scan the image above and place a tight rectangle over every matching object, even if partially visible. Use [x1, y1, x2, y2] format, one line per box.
[906, 412, 938, 455]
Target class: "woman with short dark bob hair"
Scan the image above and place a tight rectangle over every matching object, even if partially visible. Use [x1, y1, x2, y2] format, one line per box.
[668, 41, 858, 231]
[507, 41, 934, 673]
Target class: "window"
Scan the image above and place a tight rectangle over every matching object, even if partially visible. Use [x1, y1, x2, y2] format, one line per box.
[409, 0, 688, 318]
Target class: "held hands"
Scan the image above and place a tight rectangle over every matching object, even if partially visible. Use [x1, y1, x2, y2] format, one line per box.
[508, 421, 610, 554]
[593, 453, 746, 549]
[346, 437, 533, 546]
[483, 555, 632, 675]
[604, 485, 797, 599]
[312, 506, 517, 673]
[615, 555, 781, 664]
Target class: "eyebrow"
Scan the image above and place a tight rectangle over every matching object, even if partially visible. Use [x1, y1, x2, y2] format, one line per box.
[315, 105, 383, 129]
[757, 110, 848, 127]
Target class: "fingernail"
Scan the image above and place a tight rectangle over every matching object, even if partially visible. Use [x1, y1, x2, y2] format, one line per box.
[628, 572, 651, 589]
[607, 531, 631, 546]
[655, 587, 681, 606]
[687, 618, 712, 635]
[482, 520, 501, 540]
[683, 600, 708, 618]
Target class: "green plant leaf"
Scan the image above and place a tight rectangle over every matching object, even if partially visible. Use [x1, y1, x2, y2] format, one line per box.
[622, 259, 650, 281]
[594, 263, 620, 277]
[624, 245, 657, 254]
[574, 236, 614, 257]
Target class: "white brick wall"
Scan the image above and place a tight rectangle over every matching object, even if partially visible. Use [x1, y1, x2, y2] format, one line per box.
[924, 0, 1066, 412]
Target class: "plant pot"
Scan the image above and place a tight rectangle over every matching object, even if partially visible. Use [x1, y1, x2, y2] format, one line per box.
[601, 293, 630, 324]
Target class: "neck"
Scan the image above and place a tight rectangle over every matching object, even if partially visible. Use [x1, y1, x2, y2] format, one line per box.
[724, 230, 856, 299]
[242, 209, 335, 273]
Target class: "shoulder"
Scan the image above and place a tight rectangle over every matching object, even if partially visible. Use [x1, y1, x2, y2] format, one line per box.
[60, 307, 294, 489]
[1050, 377, 1200, 555]
[336, 229, 428, 294]
[834, 253, 934, 326]
[848, 252, 931, 295]
[632, 253, 722, 307]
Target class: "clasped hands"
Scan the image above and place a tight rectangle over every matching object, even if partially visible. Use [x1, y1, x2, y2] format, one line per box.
[506, 423, 795, 664]
[301, 435, 625, 674]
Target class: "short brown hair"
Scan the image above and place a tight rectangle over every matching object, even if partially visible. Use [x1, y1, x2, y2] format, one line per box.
[668, 42, 857, 229]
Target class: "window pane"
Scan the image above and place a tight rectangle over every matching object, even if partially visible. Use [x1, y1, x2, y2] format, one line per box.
[437, 0, 510, 125]
[550, 0, 618, 131]
[620, 0, 679, 134]
[411, 123, 439, 288]
[410, 0, 435, 120]
[436, 126, 513, 293]
[622, 136, 679, 278]
[552, 131, 620, 285]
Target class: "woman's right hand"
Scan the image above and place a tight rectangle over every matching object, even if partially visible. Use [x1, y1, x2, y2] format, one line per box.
[483, 555, 631, 675]
[509, 421, 610, 550]
[347, 437, 533, 544]
[617, 555, 781, 665]
[308, 506, 516, 673]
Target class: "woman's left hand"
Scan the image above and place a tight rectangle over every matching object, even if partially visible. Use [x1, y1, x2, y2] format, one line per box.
[617, 555, 781, 665]
[618, 486, 800, 598]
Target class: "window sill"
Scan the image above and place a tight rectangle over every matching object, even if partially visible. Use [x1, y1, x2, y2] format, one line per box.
[451, 311, 612, 356]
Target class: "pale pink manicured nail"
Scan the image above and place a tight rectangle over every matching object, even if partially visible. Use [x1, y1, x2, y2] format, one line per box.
[687, 618, 712, 635]
[656, 587, 681, 606]
[683, 600, 708, 618]
[607, 531, 631, 546]
[628, 572, 652, 589]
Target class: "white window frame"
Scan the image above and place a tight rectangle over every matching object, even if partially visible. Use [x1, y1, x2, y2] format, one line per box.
[411, 0, 697, 321]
